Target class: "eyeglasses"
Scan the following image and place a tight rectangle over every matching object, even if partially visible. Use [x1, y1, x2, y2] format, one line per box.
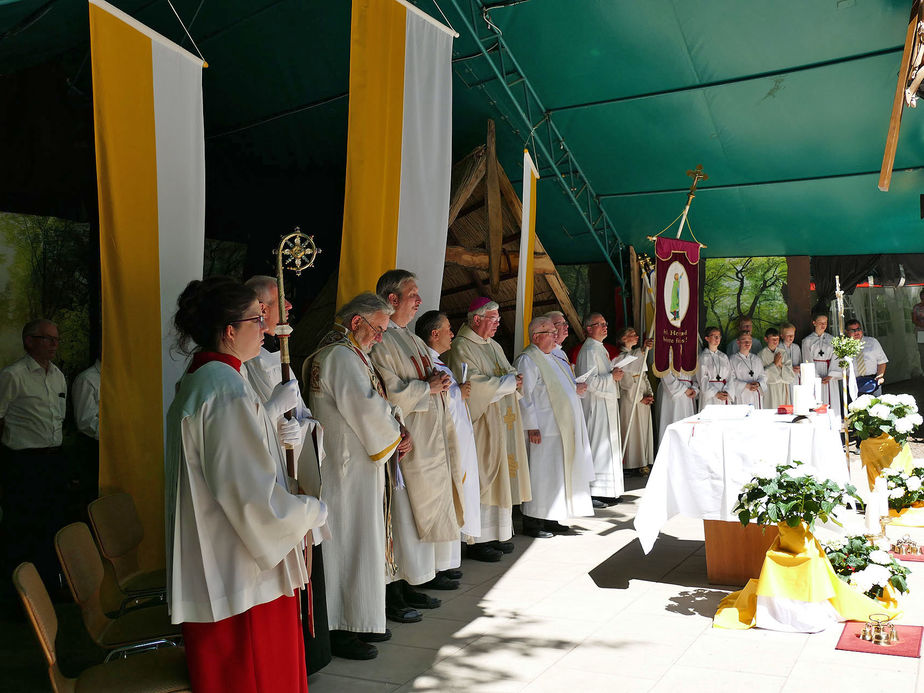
[587, 321, 607, 328]
[846, 327, 861, 333]
[479, 315, 501, 324]
[229, 315, 265, 328]
[29, 335, 60, 344]
[361, 315, 386, 336]
[533, 330, 558, 336]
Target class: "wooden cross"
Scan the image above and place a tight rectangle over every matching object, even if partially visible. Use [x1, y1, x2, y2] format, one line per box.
[503, 406, 517, 430]
[879, 0, 924, 191]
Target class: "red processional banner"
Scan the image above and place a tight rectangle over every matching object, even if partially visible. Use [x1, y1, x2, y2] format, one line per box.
[652, 237, 700, 376]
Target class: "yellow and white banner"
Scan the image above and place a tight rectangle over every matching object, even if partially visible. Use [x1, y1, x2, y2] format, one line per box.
[337, 0, 454, 311]
[90, 0, 205, 569]
[514, 150, 539, 355]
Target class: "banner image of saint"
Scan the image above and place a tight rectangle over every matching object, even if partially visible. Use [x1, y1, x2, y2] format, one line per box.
[653, 237, 700, 376]
[663, 261, 689, 327]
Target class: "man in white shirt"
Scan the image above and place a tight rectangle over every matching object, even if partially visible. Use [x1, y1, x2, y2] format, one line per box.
[847, 319, 888, 397]
[72, 356, 101, 508]
[0, 319, 68, 610]
[726, 316, 764, 356]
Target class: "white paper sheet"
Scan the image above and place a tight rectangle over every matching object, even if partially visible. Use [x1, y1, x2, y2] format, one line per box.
[611, 353, 637, 369]
[574, 366, 596, 383]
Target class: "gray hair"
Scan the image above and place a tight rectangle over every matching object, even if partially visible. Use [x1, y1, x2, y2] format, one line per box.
[528, 316, 554, 338]
[376, 269, 417, 301]
[415, 310, 447, 345]
[467, 300, 500, 323]
[22, 318, 55, 347]
[582, 312, 603, 328]
[544, 310, 565, 321]
[244, 275, 277, 301]
[337, 292, 394, 325]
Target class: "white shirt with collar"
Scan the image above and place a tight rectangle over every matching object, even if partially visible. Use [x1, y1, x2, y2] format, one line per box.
[0, 354, 66, 449]
[72, 359, 101, 440]
[856, 336, 889, 376]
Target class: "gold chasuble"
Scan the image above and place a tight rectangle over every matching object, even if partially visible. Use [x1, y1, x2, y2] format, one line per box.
[447, 324, 530, 507]
[372, 326, 464, 542]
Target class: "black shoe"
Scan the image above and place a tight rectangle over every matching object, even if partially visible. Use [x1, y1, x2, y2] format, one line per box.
[467, 543, 503, 562]
[524, 527, 554, 539]
[591, 498, 606, 509]
[386, 604, 423, 623]
[357, 629, 392, 643]
[593, 496, 620, 507]
[331, 631, 378, 660]
[403, 583, 442, 609]
[420, 573, 459, 591]
[489, 540, 514, 554]
[441, 568, 463, 580]
[543, 520, 570, 534]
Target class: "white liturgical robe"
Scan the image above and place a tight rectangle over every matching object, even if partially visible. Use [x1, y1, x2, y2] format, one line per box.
[165, 358, 326, 625]
[656, 371, 698, 443]
[576, 338, 623, 498]
[516, 345, 594, 521]
[759, 346, 795, 410]
[617, 347, 654, 469]
[729, 352, 767, 408]
[308, 336, 403, 633]
[430, 346, 481, 541]
[801, 332, 842, 413]
[698, 348, 731, 408]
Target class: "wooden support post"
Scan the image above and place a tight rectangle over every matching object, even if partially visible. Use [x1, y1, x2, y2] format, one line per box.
[880, 6, 920, 191]
[485, 120, 503, 293]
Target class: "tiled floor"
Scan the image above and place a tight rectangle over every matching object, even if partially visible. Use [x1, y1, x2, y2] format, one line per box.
[311, 472, 924, 693]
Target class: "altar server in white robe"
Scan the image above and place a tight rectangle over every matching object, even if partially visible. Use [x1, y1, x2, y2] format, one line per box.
[616, 327, 655, 472]
[516, 317, 594, 535]
[729, 334, 768, 407]
[447, 298, 530, 557]
[243, 276, 331, 673]
[307, 293, 408, 660]
[656, 371, 698, 442]
[416, 310, 481, 544]
[698, 326, 732, 408]
[801, 313, 841, 413]
[165, 277, 327, 691]
[372, 271, 464, 615]
[759, 327, 795, 410]
[780, 323, 802, 394]
[576, 313, 625, 505]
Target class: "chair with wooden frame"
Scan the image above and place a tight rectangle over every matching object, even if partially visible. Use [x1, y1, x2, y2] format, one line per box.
[13, 562, 190, 693]
[54, 522, 181, 658]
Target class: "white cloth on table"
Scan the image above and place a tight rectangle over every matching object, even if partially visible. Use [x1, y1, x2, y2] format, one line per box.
[656, 371, 698, 443]
[633, 412, 848, 553]
[728, 352, 767, 408]
[0, 355, 66, 449]
[516, 348, 594, 522]
[617, 346, 654, 469]
[72, 359, 100, 440]
[576, 337, 624, 498]
[698, 348, 731, 409]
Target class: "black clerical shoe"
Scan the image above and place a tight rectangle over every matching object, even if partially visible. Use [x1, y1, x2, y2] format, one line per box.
[420, 574, 459, 591]
[442, 568, 463, 580]
[523, 526, 554, 539]
[591, 498, 607, 509]
[330, 631, 378, 660]
[357, 629, 392, 643]
[543, 520, 571, 534]
[385, 604, 423, 623]
[489, 540, 515, 554]
[467, 543, 503, 562]
[592, 496, 620, 508]
[403, 583, 442, 608]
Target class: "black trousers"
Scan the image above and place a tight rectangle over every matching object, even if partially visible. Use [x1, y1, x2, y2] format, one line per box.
[303, 542, 332, 675]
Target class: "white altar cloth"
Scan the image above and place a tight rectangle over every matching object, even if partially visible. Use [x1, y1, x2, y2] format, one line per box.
[634, 411, 848, 554]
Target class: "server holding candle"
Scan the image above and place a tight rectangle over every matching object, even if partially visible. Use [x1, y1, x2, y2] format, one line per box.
[801, 313, 841, 415]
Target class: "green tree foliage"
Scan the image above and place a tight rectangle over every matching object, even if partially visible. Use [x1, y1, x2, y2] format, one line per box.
[703, 256, 788, 341]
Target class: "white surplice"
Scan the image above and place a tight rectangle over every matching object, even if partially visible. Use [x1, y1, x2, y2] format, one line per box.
[656, 371, 698, 444]
[728, 352, 767, 408]
[759, 346, 795, 410]
[576, 338, 624, 498]
[430, 346, 482, 542]
[698, 348, 731, 408]
[801, 332, 842, 413]
[307, 337, 403, 633]
[617, 347, 654, 469]
[516, 347, 594, 521]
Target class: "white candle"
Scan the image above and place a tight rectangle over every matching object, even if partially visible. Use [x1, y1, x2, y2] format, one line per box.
[801, 362, 816, 384]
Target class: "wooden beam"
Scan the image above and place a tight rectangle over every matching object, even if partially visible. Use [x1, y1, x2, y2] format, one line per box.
[445, 245, 555, 275]
[485, 120, 503, 292]
[448, 153, 486, 226]
[880, 8, 920, 191]
[536, 236, 585, 341]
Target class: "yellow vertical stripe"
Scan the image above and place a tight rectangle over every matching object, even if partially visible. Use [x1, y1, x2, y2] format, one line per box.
[522, 168, 538, 350]
[90, 5, 165, 569]
[337, 0, 407, 307]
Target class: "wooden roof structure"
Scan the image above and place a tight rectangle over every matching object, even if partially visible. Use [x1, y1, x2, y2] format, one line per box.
[439, 121, 584, 354]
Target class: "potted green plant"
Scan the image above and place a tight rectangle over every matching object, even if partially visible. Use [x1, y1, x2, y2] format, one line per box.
[823, 534, 910, 607]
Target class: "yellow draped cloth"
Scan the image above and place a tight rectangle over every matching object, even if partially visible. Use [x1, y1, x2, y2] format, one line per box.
[859, 433, 908, 491]
[714, 523, 900, 630]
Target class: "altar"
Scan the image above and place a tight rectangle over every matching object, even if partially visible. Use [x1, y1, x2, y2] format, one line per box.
[634, 410, 849, 584]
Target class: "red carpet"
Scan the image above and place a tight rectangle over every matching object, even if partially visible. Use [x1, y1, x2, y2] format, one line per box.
[836, 621, 923, 658]
[890, 551, 924, 563]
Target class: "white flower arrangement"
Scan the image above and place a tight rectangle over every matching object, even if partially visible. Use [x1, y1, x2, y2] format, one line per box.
[882, 466, 924, 510]
[823, 535, 910, 601]
[847, 393, 921, 446]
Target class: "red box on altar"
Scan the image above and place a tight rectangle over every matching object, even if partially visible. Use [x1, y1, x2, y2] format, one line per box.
[777, 405, 793, 414]
[813, 404, 828, 413]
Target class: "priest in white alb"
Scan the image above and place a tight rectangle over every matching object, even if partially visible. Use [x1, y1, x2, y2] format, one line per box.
[516, 316, 595, 537]
[656, 370, 698, 442]
[728, 334, 767, 408]
[306, 292, 408, 661]
[616, 327, 655, 473]
[372, 270, 464, 618]
[698, 326, 732, 407]
[576, 312, 624, 506]
[447, 298, 530, 562]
